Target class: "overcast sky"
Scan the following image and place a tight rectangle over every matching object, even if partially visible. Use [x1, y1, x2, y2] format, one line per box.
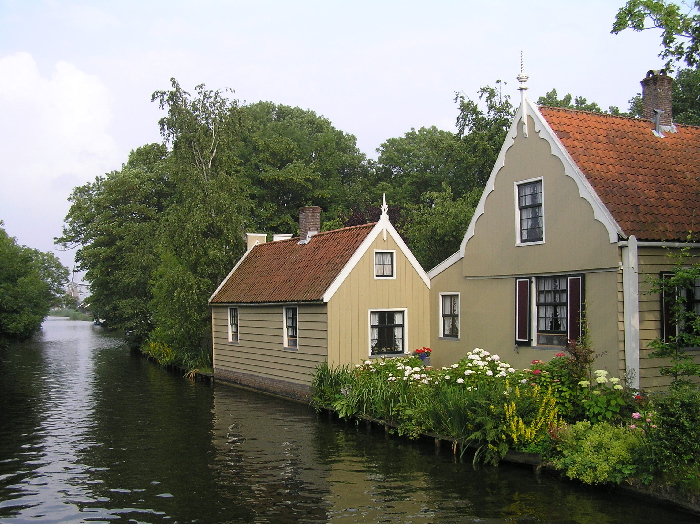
[0, 0, 663, 271]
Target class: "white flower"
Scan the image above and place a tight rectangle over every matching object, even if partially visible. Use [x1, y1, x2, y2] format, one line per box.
[613, 384, 623, 390]
[507, 368, 515, 373]
[364, 360, 372, 365]
[482, 350, 491, 356]
[594, 369, 608, 377]
[521, 379, 528, 384]
[457, 378, 464, 384]
[422, 379, 430, 385]
[497, 371, 506, 377]
[413, 367, 422, 372]
[486, 370, 493, 376]
[412, 374, 421, 380]
[492, 355, 500, 361]
[451, 363, 458, 368]
[595, 376, 608, 384]
[464, 369, 473, 375]
[445, 375, 451, 380]
[609, 377, 620, 384]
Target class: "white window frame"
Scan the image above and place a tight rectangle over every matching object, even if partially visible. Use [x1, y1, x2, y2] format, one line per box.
[439, 292, 460, 339]
[374, 250, 396, 279]
[228, 307, 239, 343]
[283, 306, 298, 350]
[514, 177, 545, 246]
[368, 308, 407, 356]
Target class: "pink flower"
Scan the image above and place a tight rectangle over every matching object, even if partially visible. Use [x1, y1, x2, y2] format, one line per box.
[533, 369, 541, 375]
[555, 352, 566, 358]
[646, 418, 651, 423]
[632, 412, 641, 419]
[630, 424, 636, 429]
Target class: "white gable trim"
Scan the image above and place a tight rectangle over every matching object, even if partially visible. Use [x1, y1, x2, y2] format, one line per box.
[208, 247, 254, 304]
[459, 100, 624, 257]
[323, 213, 430, 302]
[529, 100, 623, 244]
[427, 250, 461, 278]
[459, 102, 522, 255]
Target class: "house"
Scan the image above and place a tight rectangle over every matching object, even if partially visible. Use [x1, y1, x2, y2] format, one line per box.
[209, 200, 431, 399]
[429, 69, 700, 390]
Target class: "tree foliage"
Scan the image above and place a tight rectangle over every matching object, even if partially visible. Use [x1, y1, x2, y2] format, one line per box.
[612, 0, 700, 67]
[1, 223, 69, 344]
[537, 89, 626, 115]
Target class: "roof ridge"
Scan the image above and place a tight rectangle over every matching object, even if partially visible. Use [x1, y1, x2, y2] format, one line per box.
[538, 105, 641, 122]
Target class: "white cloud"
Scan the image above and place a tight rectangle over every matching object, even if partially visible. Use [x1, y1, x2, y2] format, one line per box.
[0, 52, 119, 265]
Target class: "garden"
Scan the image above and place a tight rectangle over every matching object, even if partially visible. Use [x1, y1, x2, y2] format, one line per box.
[311, 341, 700, 503]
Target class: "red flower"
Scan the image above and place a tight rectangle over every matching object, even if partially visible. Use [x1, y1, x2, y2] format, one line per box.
[555, 352, 566, 358]
[533, 369, 542, 375]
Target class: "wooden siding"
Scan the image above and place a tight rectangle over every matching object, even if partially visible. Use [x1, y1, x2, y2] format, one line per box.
[636, 246, 700, 390]
[212, 304, 328, 387]
[326, 232, 430, 367]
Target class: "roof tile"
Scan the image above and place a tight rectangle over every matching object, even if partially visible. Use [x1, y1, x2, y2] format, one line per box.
[540, 106, 700, 242]
[210, 223, 375, 304]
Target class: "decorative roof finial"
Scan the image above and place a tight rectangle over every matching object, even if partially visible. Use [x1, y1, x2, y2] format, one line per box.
[517, 51, 529, 89]
[381, 193, 388, 217]
[517, 51, 529, 138]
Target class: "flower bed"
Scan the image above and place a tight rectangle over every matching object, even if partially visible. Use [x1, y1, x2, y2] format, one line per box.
[311, 346, 700, 500]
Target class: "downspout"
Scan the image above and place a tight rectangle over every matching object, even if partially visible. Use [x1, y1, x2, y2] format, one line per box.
[621, 235, 640, 389]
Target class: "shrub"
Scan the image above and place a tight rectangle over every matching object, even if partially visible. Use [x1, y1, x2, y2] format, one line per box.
[640, 387, 700, 491]
[552, 421, 642, 485]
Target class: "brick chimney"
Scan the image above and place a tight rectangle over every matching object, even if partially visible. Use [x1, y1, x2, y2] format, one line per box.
[641, 69, 673, 126]
[298, 206, 321, 243]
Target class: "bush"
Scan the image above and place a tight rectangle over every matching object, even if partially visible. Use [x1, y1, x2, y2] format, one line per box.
[552, 421, 642, 485]
[640, 387, 700, 491]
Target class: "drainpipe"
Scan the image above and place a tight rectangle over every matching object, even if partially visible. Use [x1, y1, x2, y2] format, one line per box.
[622, 235, 640, 389]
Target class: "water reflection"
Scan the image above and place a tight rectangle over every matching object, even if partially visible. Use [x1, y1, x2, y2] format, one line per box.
[0, 319, 697, 523]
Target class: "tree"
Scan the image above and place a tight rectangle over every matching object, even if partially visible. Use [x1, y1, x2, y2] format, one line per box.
[238, 101, 370, 233]
[612, 0, 700, 67]
[375, 126, 460, 205]
[1, 223, 69, 344]
[56, 144, 171, 345]
[454, 83, 515, 190]
[399, 185, 481, 271]
[537, 89, 625, 115]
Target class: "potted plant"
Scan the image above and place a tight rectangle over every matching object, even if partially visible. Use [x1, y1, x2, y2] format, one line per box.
[413, 347, 431, 366]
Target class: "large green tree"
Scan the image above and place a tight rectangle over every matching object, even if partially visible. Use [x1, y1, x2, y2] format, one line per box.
[612, 0, 700, 67]
[57, 143, 171, 345]
[1, 223, 69, 344]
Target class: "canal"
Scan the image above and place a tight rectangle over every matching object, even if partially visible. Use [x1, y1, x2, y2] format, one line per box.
[0, 317, 696, 523]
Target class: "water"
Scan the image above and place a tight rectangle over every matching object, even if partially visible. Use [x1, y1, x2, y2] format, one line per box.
[0, 318, 696, 523]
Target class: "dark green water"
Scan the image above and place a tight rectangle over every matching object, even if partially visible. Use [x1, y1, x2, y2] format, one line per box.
[0, 318, 696, 523]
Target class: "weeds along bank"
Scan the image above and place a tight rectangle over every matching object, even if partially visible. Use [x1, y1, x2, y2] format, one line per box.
[311, 346, 700, 507]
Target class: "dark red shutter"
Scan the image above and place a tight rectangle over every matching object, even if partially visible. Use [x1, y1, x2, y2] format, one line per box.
[567, 276, 583, 343]
[515, 278, 531, 344]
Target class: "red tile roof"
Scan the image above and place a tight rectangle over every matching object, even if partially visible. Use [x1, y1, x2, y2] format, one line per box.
[210, 223, 376, 304]
[539, 106, 700, 242]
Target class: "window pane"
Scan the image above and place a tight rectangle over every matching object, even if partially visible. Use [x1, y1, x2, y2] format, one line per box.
[370, 310, 404, 354]
[518, 181, 543, 242]
[375, 252, 394, 277]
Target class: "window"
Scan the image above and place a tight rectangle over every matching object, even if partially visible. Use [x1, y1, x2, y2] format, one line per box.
[228, 307, 239, 343]
[661, 272, 700, 343]
[374, 251, 395, 278]
[517, 180, 543, 243]
[440, 294, 459, 338]
[515, 275, 583, 347]
[284, 307, 298, 349]
[370, 310, 405, 355]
